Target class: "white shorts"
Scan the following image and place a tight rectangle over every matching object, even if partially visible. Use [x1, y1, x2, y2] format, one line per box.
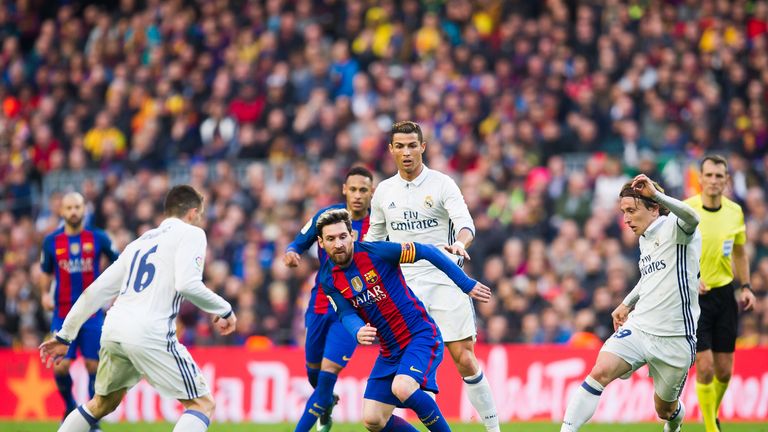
[95, 339, 209, 400]
[601, 323, 696, 402]
[407, 275, 476, 342]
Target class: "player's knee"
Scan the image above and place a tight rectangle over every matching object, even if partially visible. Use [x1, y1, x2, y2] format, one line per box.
[362, 413, 387, 431]
[391, 375, 419, 402]
[715, 370, 732, 383]
[656, 404, 676, 420]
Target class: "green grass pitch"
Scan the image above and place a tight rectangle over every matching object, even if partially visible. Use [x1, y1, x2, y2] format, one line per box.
[2, 422, 767, 432]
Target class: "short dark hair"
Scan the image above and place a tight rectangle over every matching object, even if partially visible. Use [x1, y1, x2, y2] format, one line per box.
[619, 179, 670, 216]
[390, 120, 423, 143]
[345, 166, 373, 182]
[316, 208, 352, 237]
[701, 154, 729, 172]
[164, 185, 203, 217]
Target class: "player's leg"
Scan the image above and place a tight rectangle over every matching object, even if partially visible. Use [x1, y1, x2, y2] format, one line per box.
[695, 288, 719, 432]
[710, 283, 739, 429]
[59, 340, 135, 432]
[392, 336, 450, 432]
[304, 310, 327, 388]
[174, 394, 216, 432]
[124, 341, 214, 430]
[295, 358, 343, 432]
[53, 356, 77, 418]
[59, 390, 127, 432]
[562, 325, 645, 432]
[362, 398, 415, 432]
[431, 288, 499, 432]
[80, 325, 103, 432]
[648, 332, 694, 432]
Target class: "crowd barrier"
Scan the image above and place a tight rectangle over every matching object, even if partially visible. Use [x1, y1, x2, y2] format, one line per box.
[2, 345, 767, 422]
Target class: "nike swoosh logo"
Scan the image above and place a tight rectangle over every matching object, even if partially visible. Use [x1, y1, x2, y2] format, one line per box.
[342, 355, 351, 361]
[409, 366, 423, 373]
[313, 403, 323, 409]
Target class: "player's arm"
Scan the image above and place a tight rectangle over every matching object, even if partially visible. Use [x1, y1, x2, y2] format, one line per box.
[614, 281, 641, 330]
[98, 230, 120, 262]
[363, 189, 388, 241]
[284, 210, 322, 267]
[632, 174, 700, 233]
[55, 252, 128, 343]
[732, 216, 756, 310]
[175, 228, 234, 321]
[383, 241, 490, 302]
[38, 236, 55, 311]
[320, 272, 374, 344]
[442, 178, 475, 259]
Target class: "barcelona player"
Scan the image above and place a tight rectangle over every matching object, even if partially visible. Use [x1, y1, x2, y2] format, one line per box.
[285, 166, 374, 432]
[40, 192, 119, 430]
[311, 209, 491, 432]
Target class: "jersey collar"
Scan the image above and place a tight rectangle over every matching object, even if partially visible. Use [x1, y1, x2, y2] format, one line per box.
[642, 215, 666, 237]
[398, 164, 430, 187]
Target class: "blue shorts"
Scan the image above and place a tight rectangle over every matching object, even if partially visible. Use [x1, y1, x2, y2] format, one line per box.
[51, 323, 102, 361]
[363, 332, 444, 407]
[305, 310, 357, 367]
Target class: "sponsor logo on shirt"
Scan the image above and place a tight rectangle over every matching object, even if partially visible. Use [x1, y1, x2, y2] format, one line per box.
[388, 202, 396, 209]
[351, 285, 388, 308]
[58, 257, 94, 273]
[390, 210, 439, 231]
[639, 254, 666, 277]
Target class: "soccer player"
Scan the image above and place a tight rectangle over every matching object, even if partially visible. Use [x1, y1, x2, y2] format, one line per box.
[560, 174, 701, 432]
[285, 166, 374, 432]
[365, 120, 499, 432]
[39, 185, 237, 432]
[40, 192, 119, 431]
[685, 155, 756, 432]
[316, 208, 491, 432]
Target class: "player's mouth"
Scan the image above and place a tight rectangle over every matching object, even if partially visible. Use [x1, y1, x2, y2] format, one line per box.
[402, 159, 412, 168]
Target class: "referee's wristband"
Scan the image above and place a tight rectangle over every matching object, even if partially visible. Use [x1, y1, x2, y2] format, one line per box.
[55, 334, 71, 346]
[740, 283, 752, 292]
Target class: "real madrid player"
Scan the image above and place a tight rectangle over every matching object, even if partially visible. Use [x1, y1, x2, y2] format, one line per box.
[40, 185, 237, 432]
[561, 174, 701, 432]
[365, 121, 499, 432]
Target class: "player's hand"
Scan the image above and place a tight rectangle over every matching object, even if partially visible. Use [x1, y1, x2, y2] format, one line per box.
[41, 292, 54, 311]
[468, 282, 491, 303]
[444, 243, 471, 261]
[611, 303, 631, 331]
[698, 280, 710, 295]
[39, 337, 69, 369]
[739, 287, 757, 311]
[630, 174, 658, 199]
[357, 323, 377, 345]
[283, 251, 301, 268]
[213, 313, 237, 336]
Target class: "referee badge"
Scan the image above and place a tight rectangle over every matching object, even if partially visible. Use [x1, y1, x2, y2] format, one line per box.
[351, 276, 364, 293]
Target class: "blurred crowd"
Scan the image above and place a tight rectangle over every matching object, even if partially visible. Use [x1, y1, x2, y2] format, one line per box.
[2, 0, 768, 350]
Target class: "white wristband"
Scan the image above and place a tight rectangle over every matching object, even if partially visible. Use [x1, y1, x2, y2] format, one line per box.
[453, 240, 466, 249]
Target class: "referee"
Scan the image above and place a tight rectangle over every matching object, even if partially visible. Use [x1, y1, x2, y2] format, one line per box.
[685, 155, 756, 432]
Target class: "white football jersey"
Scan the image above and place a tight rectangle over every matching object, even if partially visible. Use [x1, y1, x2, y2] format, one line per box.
[626, 214, 702, 337]
[58, 217, 231, 346]
[365, 165, 474, 280]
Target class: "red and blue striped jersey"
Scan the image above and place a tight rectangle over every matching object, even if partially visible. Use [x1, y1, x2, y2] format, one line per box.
[41, 227, 119, 326]
[287, 203, 370, 314]
[319, 241, 476, 358]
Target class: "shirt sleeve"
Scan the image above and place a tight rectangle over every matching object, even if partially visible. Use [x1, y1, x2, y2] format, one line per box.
[57, 252, 128, 342]
[40, 235, 54, 274]
[287, 210, 321, 254]
[735, 207, 747, 245]
[442, 176, 475, 238]
[97, 230, 120, 262]
[364, 188, 388, 241]
[175, 227, 231, 316]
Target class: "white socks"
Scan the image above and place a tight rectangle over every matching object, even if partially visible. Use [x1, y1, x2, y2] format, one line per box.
[59, 405, 96, 432]
[173, 409, 210, 432]
[463, 371, 500, 432]
[664, 400, 685, 432]
[561, 376, 604, 432]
